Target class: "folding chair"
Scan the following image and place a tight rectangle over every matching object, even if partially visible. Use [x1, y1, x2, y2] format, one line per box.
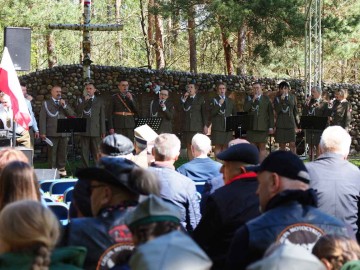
[49, 179, 77, 196]
[63, 187, 74, 204]
[47, 202, 69, 225]
[40, 179, 58, 193]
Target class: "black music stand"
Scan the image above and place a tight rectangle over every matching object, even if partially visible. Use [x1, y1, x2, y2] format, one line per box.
[136, 117, 162, 132]
[300, 116, 328, 160]
[226, 114, 253, 139]
[57, 118, 87, 162]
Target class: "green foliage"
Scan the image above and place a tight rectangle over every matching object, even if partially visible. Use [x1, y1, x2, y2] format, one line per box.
[0, 0, 359, 83]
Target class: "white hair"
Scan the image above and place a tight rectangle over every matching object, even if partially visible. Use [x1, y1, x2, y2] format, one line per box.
[154, 133, 181, 160]
[191, 133, 211, 155]
[319, 126, 351, 157]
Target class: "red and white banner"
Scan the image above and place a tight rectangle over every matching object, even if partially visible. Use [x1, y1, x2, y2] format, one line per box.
[0, 47, 30, 130]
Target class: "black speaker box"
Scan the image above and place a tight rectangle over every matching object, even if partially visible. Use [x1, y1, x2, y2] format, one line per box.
[4, 27, 31, 71]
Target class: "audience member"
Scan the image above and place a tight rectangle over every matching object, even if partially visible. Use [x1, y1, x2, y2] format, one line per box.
[0, 161, 40, 211]
[76, 83, 106, 168]
[209, 83, 237, 157]
[0, 94, 31, 148]
[180, 81, 208, 160]
[108, 78, 138, 141]
[39, 85, 75, 177]
[69, 178, 92, 218]
[193, 143, 260, 269]
[21, 82, 40, 149]
[0, 148, 29, 175]
[200, 138, 250, 212]
[177, 133, 222, 188]
[312, 235, 360, 270]
[226, 150, 349, 270]
[244, 81, 274, 161]
[306, 126, 360, 241]
[127, 196, 212, 270]
[0, 200, 86, 269]
[247, 244, 326, 270]
[148, 133, 201, 232]
[99, 133, 150, 169]
[62, 157, 160, 270]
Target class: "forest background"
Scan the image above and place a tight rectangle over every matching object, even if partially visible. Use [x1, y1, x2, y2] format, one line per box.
[0, 0, 359, 83]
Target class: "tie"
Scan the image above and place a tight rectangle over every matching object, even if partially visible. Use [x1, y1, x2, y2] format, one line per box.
[85, 98, 93, 111]
[55, 100, 59, 106]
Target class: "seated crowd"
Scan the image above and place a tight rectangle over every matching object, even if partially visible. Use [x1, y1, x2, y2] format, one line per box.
[0, 125, 360, 270]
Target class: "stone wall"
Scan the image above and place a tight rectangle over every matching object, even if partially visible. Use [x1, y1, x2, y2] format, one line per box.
[19, 65, 360, 154]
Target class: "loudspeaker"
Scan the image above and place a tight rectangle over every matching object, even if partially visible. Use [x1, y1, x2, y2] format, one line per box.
[4, 27, 31, 71]
[34, 169, 60, 181]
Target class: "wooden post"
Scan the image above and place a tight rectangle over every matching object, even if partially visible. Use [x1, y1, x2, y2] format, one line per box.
[48, 0, 123, 81]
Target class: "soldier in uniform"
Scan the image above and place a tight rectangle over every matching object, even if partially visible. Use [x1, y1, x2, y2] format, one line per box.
[302, 86, 329, 158]
[39, 85, 75, 177]
[180, 82, 208, 160]
[209, 83, 236, 157]
[149, 88, 174, 134]
[108, 79, 138, 142]
[330, 89, 352, 132]
[76, 83, 106, 168]
[244, 82, 274, 161]
[273, 81, 300, 154]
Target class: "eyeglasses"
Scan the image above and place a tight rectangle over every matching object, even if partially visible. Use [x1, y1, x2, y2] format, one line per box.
[160, 93, 168, 96]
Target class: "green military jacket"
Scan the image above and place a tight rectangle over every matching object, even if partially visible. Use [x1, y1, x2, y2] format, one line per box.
[331, 99, 352, 131]
[274, 94, 299, 129]
[210, 95, 237, 132]
[181, 94, 207, 132]
[108, 93, 138, 131]
[76, 96, 106, 137]
[244, 94, 274, 131]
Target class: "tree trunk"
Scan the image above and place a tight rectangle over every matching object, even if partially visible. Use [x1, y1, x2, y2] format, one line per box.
[236, 24, 247, 75]
[188, 4, 197, 74]
[220, 27, 233, 75]
[155, 11, 165, 69]
[148, 0, 155, 65]
[46, 32, 57, 68]
[115, 0, 123, 61]
[139, 0, 152, 68]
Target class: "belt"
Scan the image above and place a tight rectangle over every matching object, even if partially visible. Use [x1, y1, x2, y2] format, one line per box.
[114, 112, 134, 116]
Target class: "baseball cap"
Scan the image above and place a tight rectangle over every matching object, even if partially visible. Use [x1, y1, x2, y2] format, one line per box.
[75, 156, 139, 193]
[216, 143, 259, 165]
[100, 134, 134, 156]
[252, 151, 310, 184]
[125, 195, 181, 229]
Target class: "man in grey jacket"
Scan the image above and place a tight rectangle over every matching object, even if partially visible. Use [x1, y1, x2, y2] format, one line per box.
[306, 125, 360, 241]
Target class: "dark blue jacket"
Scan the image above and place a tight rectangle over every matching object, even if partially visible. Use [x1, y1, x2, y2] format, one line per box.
[226, 189, 350, 270]
[62, 203, 137, 270]
[193, 172, 260, 270]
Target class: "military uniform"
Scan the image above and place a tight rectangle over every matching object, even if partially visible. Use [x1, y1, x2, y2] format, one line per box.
[302, 98, 329, 145]
[244, 95, 274, 143]
[39, 99, 75, 174]
[274, 94, 299, 143]
[76, 96, 106, 167]
[150, 97, 174, 134]
[181, 95, 207, 144]
[209, 95, 236, 145]
[108, 93, 138, 141]
[331, 99, 352, 131]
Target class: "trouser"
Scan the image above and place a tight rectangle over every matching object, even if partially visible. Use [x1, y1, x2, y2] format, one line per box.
[47, 136, 69, 172]
[80, 135, 101, 168]
[16, 130, 31, 149]
[114, 128, 134, 143]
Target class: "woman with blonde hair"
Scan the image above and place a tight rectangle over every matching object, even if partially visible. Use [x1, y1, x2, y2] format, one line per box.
[0, 161, 40, 211]
[0, 200, 86, 269]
